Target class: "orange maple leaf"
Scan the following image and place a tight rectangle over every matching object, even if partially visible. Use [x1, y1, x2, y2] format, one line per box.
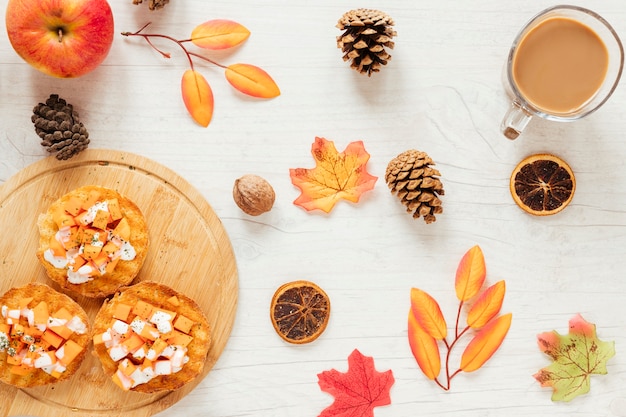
[289, 137, 378, 213]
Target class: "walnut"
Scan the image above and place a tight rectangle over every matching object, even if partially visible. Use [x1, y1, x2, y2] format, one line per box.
[233, 174, 275, 216]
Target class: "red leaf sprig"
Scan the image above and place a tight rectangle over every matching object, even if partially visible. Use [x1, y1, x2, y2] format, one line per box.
[317, 349, 394, 417]
[408, 245, 512, 390]
[121, 20, 280, 127]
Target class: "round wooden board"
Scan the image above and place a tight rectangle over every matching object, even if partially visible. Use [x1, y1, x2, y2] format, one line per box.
[0, 149, 238, 417]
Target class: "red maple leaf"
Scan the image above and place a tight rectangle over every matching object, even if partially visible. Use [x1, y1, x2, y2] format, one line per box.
[317, 349, 394, 417]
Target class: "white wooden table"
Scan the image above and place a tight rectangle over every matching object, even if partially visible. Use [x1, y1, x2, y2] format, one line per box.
[2, 1, 626, 416]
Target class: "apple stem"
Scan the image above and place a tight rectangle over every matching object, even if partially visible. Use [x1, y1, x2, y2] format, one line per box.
[121, 22, 226, 71]
[58, 28, 64, 43]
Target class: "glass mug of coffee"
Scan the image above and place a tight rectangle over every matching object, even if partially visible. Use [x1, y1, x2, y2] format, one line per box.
[501, 5, 624, 140]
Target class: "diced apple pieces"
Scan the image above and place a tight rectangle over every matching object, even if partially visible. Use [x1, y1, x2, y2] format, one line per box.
[0, 322, 10, 334]
[56, 339, 83, 366]
[102, 241, 119, 256]
[162, 330, 193, 347]
[72, 255, 87, 271]
[112, 369, 133, 391]
[48, 324, 73, 340]
[173, 314, 194, 334]
[49, 236, 66, 257]
[81, 228, 106, 246]
[92, 209, 111, 231]
[118, 357, 137, 377]
[50, 190, 136, 279]
[74, 210, 92, 227]
[139, 323, 160, 341]
[132, 300, 155, 320]
[107, 198, 123, 221]
[91, 252, 109, 270]
[121, 332, 145, 353]
[105, 258, 120, 274]
[112, 217, 131, 241]
[53, 210, 76, 229]
[32, 301, 49, 326]
[34, 351, 57, 368]
[63, 196, 84, 217]
[82, 244, 102, 260]
[146, 338, 168, 361]
[53, 307, 74, 321]
[1, 301, 85, 378]
[97, 296, 200, 390]
[81, 190, 101, 211]
[113, 303, 133, 322]
[42, 328, 65, 349]
[65, 226, 83, 250]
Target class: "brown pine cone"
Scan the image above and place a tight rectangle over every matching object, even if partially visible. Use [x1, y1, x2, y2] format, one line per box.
[385, 150, 444, 223]
[336, 9, 397, 76]
[32, 94, 90, 160]
[132, 0, 169, 10]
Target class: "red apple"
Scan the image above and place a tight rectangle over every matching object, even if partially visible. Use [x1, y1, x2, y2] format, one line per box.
[5, 0, 114, 78]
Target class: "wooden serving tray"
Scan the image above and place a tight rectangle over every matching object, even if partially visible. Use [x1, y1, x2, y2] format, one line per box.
[0, 149, 238, 417]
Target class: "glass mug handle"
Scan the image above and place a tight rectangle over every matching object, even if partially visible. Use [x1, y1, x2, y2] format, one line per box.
[501, 101, 533, 140]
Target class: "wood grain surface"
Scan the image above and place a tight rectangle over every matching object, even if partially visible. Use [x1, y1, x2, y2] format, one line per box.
[0, 149, 238, 417]
[3, 1, 626, 417]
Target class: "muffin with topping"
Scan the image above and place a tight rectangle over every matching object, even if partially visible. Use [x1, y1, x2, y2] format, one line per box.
[36, 185, 149, 298]
[92, 281, 211, 393]
[0, 282, 91, 387]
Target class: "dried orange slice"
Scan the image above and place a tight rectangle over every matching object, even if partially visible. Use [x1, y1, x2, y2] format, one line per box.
[510, 154, 575, 216]
[270, 280, 330, 344]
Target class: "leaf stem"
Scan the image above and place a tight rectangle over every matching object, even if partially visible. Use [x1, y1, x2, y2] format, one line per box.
[438, 302, 472, 391]
[122, 22, 203, 70]
[455, 302, 463, 338]
[434, 378, 449, 391]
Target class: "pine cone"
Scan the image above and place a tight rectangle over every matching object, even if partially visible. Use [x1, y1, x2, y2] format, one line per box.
[32, 94, 90, 160]
[133, 0, 169, 10]
[385, 150, 444, 224]
[336, 9, 397, 76]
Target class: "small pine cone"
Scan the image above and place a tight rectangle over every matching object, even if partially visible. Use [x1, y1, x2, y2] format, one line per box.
[385, 150, 445, 224]
[336, 9, 397, 76]
[32, 94, 90, 160]
[133, 0, 169, 10]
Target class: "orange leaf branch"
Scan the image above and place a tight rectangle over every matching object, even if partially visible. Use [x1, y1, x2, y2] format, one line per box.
[408, 246, 511, 391]
[122, 22, 202, 70]
[121, 20, 280, 126]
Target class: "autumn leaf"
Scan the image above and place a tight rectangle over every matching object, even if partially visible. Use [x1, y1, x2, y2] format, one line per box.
[534, 314, 615, 402]
[181, 69, 214, 127]
[190, 19, 250, 50]
[410, 288, 447, 340]
[455, 245, 486, 302]
[317, 349, 394, 417]
[225, 63, 280, 98]
[460, 312, 512, 372]
[289, 137, 378, 213]
[407, 245, 511, 391]
[408, 310, 441, 380]
[466, 280, 505, 329]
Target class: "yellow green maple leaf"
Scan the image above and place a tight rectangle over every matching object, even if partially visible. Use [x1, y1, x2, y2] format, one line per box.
[289, 137, 378, 213]
[534, 314, 615, 402]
